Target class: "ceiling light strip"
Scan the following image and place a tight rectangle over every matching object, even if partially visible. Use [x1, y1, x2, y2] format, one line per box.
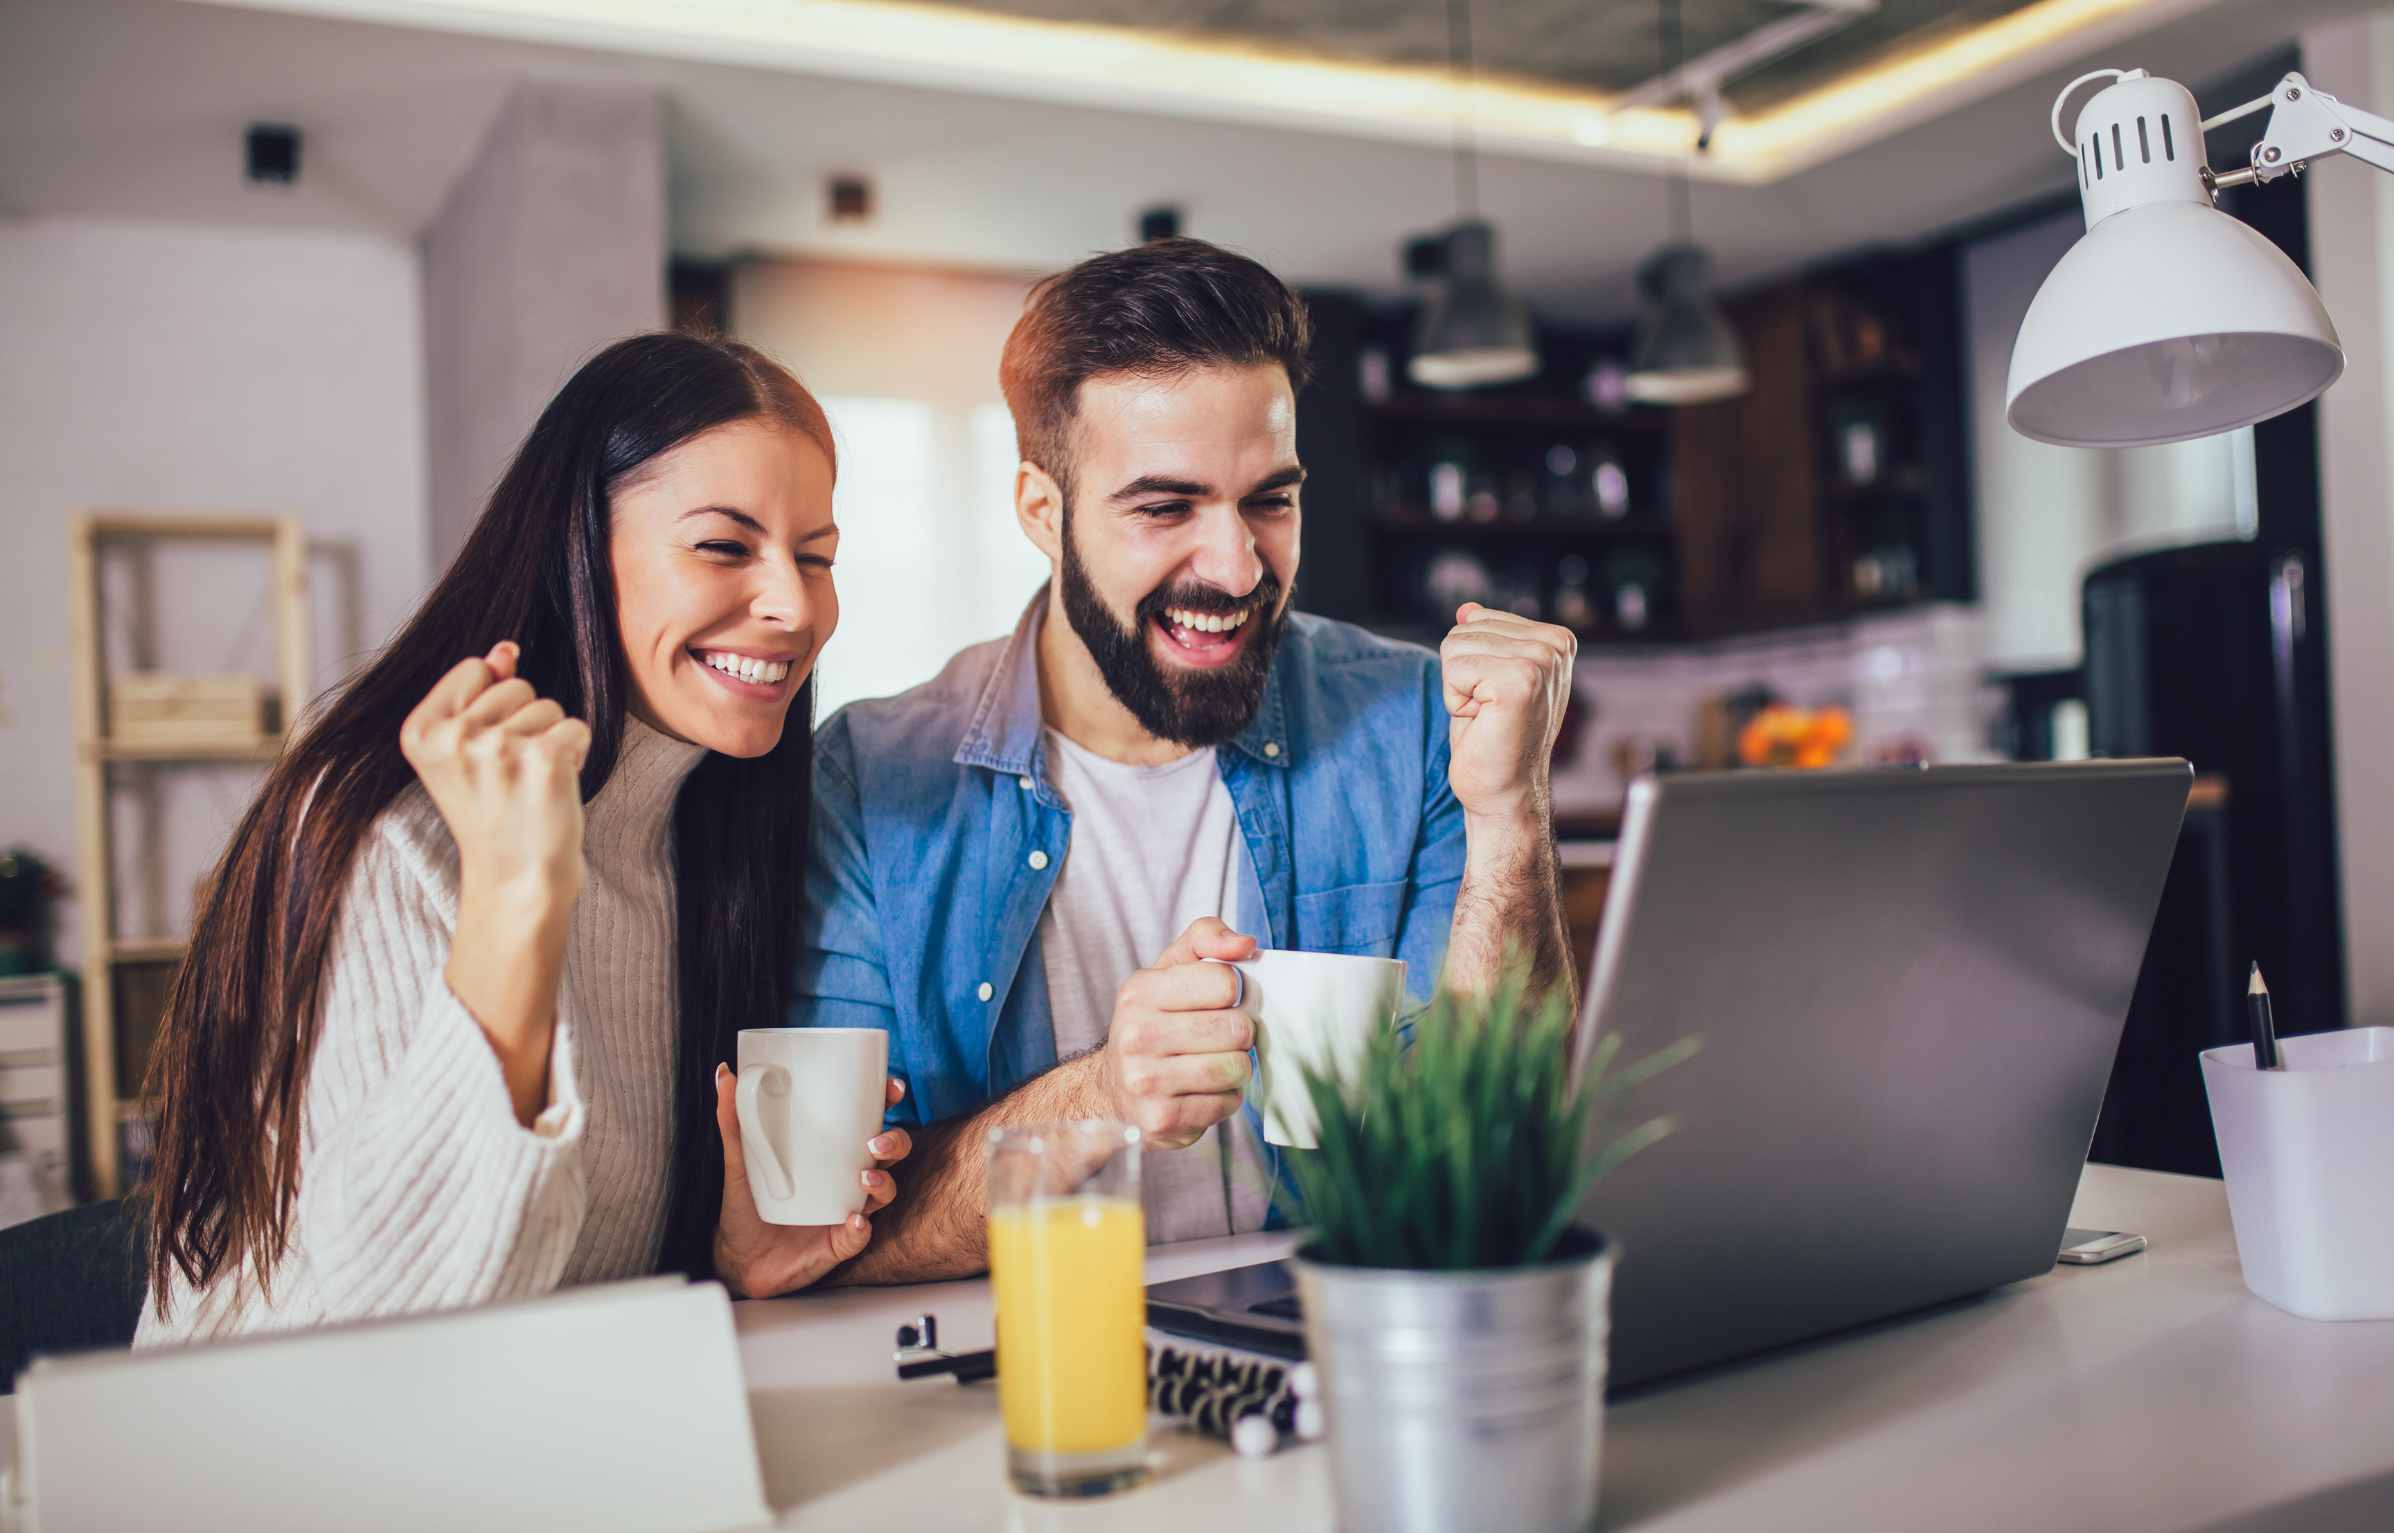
[1721, 0, 2224, 174]
[177, 0, 2228, 184]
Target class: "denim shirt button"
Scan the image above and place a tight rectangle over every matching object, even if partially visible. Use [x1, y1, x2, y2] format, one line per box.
[1017, 775, 1034, 790]
[1263, 741, 1281, 758]
[977, 981, 994, 1003]
[1027, 849, 1050, 871]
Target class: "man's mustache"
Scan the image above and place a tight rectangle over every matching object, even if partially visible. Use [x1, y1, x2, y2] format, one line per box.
[1135, 575, 1282, 620]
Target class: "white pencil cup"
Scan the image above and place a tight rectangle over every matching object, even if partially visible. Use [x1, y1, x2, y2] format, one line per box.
[2199, 1026, 2394, 1321]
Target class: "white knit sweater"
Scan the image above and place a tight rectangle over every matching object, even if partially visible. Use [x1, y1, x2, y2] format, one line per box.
[136, 717, 709, 1346]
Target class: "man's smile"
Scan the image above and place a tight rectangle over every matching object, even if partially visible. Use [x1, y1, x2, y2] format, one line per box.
[1152, 604, 1258, 670]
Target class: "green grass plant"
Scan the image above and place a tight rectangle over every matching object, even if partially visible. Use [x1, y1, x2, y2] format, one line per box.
[1280, 973, 1695, 1271]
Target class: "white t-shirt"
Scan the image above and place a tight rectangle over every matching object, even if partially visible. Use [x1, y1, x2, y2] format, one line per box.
[1036, 729, 1275, 1243]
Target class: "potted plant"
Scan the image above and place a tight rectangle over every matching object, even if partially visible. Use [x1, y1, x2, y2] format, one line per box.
[0, 846, 67, 977]
[1282, 977, 1692, 1533]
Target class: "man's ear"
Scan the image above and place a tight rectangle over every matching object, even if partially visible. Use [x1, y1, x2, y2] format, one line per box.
[1015, 460, 1065, 564]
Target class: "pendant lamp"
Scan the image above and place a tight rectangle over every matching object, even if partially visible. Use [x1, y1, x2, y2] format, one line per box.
[1625, 0, 1749, 405]
[1409, 0, 1539, 388]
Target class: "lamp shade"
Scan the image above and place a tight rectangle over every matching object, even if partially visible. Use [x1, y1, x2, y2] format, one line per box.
[2007, 201, 2344, 447]
[1409, 220, 1539, 389]
[1625, 245, 1749, 405]
[2006, 69, 2344, 448]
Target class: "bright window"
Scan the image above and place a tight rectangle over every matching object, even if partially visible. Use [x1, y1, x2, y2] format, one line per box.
[810, 395, 1051, 720]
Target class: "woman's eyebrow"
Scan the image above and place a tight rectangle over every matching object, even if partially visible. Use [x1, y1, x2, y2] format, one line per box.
[678, 506, 836, 544]
[679, 505, 766, 534]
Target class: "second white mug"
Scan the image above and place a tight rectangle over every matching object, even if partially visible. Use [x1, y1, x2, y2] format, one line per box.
[735, 1027, 888, 1226]
[1229, 950, 1407, 1149]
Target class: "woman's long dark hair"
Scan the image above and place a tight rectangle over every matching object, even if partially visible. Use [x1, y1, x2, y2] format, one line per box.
[144, 332, 834, 1310]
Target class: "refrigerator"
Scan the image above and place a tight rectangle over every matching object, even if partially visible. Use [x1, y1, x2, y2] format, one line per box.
[2081, 540, 2345, 1177]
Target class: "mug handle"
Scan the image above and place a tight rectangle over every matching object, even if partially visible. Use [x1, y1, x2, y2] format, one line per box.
[1202, 957, 1248, 1013]
[736, 1064, 796, 1202]
[1204, 958, 1257, 1109]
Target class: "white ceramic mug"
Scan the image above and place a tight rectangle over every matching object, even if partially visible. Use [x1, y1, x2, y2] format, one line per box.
[735, 1027, 888, 1226]
[1228, 950, 1407, 1149]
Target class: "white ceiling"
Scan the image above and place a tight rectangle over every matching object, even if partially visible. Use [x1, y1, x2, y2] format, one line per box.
[0, 0, 2374, 322]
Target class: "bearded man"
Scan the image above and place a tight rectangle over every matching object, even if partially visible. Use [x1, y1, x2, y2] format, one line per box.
[791, 238, 1579, 1278]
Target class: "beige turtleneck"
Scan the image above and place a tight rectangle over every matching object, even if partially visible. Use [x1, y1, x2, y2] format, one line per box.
[136, 716, 709, 1347]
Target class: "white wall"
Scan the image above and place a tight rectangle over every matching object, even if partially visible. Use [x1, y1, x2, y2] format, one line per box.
[1964, 210, 2111, 672]
[422, 83, 667, 567]
[0, 216, 428, 964]
[2306, 11, 2394, 1026]
[731, 258, 1053, 717]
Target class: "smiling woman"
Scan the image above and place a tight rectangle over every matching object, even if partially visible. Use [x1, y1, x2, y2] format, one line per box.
[136, 332, 913, 1347]
[610, 419, 842, 760]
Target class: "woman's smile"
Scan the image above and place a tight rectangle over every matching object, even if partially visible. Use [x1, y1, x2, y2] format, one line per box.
[691, 645, 801, 697]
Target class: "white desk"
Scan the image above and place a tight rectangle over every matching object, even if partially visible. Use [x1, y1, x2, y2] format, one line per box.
[10, 1166, 2394, 1530]
[727, 1165, 2394, 1531]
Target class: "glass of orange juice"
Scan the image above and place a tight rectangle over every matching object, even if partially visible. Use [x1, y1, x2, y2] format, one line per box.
[986, 1121, 1148, 1498]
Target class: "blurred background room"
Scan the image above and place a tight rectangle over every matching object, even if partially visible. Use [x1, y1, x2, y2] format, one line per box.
[4, 0, 2392, 1221]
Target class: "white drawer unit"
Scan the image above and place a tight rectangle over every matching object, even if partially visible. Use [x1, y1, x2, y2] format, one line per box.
[0, 972, 79, 1204]
[0, 993, 63, 1058]
[0, 1060, 64, 1114]
[0, 1103, 68, 1157]
[0, 1102, 70, 1194]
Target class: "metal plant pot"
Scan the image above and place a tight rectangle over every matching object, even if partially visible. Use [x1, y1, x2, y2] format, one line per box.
[1293, 1229, 1613, 1533]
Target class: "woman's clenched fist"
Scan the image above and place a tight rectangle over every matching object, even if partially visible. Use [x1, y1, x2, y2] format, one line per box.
[400, 642, 592, 905]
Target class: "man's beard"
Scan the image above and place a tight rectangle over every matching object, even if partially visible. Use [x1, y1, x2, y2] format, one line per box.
[1058, 513, 1288, 749]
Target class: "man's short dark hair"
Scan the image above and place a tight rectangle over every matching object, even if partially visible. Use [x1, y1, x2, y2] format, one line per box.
[999, 237, 1313, 501]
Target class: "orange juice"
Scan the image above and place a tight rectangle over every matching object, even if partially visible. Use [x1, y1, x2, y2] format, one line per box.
[989, 1197, 1147, 1455]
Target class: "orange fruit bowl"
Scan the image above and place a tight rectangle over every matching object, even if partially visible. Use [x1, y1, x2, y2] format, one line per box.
[1737, 705, 1855, 770]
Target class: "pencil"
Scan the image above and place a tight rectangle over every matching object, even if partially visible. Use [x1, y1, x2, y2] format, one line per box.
[2248, 963, 2283, 1071]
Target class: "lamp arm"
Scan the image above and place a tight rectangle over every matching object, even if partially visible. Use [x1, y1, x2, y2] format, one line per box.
[2246, 71, 2394, 182]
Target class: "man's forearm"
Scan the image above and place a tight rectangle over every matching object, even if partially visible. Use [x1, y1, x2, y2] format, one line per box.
[1442, 809, 1576, 1013]
[829, 1052, 1107, 1285]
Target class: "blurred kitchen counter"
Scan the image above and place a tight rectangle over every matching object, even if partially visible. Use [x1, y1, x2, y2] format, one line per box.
[1555, 815, 1619, 971]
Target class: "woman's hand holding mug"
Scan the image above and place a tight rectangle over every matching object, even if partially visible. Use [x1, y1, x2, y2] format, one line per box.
[712, 1068, 914, 1297]
[400, 641, 592, 1125]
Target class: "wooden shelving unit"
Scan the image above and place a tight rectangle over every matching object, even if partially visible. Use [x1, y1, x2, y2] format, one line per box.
[1296, 246, 1974, 650]
[1357, 380, 1684, 643]
[87, 738, 285, 764]
[67, 512, 308, 1197]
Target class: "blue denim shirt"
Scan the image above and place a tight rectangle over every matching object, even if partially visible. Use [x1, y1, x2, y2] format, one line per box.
[792, 592, 1464, 1132]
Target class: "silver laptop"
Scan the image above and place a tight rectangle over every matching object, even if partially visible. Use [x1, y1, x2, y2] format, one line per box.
[1147, 759, 2192, 1392]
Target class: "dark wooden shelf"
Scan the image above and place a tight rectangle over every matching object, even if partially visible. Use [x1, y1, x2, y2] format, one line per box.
[1365, 394, 1667, 432]
[1833, 594, 1931, 617]
[1369, 516, 1678, 545]
[1814, 360, 1924, 387]
[1821, 468, 1934, 502]
[1301, 250, 1972, 651]
[1369, 619, 1680, 650]
[1554, 810, 1624, 841]
[1369, 592, 1948, 657]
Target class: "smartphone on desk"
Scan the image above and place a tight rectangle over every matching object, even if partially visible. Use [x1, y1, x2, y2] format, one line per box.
[2058, 1227, 2147, 1265]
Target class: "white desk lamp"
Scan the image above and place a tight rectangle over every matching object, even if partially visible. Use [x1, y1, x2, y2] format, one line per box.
[2007, 68, 2394, 448]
